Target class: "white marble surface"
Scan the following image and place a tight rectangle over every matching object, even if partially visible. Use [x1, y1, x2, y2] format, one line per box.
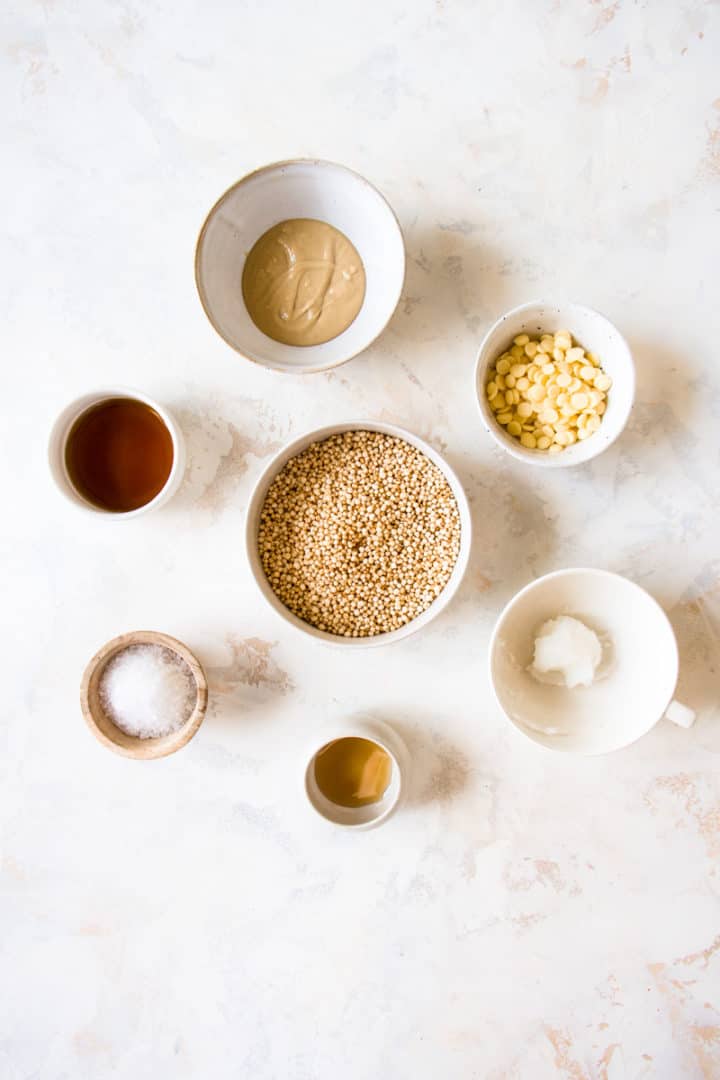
[2, 2, 720, 1077]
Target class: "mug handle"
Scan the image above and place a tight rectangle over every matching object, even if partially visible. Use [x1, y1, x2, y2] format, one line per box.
[664, 700, 696, 729]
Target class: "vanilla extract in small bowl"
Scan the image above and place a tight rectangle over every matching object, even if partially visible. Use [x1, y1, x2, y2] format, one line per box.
[304, 720, 409, 829]
[313, 737, 393, 808]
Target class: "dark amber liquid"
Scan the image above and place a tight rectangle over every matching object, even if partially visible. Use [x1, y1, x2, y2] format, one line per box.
[65, 398, 174, 512]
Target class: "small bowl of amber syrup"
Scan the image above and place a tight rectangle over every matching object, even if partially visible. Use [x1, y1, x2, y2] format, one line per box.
[48, 387, 186, 517]
[303, 716, 409, 829]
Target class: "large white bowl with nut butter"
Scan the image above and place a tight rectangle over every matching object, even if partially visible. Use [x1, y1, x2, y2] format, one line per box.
[475, 300, 635, 467]
[245, 420, 472, 647]
[195, 160, 405, 374]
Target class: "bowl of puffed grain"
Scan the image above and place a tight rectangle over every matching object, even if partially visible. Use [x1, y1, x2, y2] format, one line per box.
[245, 421, 472, 646]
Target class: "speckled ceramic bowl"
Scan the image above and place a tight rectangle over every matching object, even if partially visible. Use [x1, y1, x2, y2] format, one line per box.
[245, 420, 472, 647]
[475, 300, 635, 467]
[195, 160, 405, 374]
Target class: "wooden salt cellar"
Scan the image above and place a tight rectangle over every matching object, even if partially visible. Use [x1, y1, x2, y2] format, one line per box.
[80, 630, 208, 760]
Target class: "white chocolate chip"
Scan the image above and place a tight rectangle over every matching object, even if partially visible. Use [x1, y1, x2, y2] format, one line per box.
[486, 332, 612, 453]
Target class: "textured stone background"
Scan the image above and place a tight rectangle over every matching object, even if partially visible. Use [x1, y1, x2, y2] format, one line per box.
[2, 1, 719, 1077]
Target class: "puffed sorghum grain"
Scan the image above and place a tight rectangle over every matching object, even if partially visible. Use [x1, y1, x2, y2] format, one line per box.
[257, 431, 462, 637]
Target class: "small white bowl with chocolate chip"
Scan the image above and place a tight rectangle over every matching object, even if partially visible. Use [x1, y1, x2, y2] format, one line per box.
[475, 300, 635, 467]
[245, 420, 472, 647]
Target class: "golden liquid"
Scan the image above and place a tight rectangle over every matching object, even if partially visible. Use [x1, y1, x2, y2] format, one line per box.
[242, 218, 366, 347]
[313, 737, 392, 808]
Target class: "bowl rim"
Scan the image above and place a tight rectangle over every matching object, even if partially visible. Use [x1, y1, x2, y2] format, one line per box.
[244, 419, 472, 648]
[488, 567, 679, 755]
[47, 386, 187, 519]
[80, 630, 208, 759]
[194, 158, 406, 375]
[474, 299, 636, 468]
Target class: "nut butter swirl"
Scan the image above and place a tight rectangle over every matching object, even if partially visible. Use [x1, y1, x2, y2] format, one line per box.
[242, 218, 366, 347]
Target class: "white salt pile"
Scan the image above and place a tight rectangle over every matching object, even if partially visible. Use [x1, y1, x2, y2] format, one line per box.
[99, 644, 196, 739]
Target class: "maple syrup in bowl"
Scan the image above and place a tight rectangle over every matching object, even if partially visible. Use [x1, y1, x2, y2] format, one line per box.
[48, 388, 186, 517]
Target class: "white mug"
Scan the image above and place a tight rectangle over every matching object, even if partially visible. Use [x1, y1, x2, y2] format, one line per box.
[489, 568, 695, 755]
[303, 716, 410, 829]
[48, 386, 186, 518]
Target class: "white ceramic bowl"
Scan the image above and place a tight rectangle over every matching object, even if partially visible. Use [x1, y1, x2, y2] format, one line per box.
[489, 568, 694, 755]
[475, 301, 635, 467]
[48, 387, 186, 518]
[303, 716, 409, 829]
[245, 420, 472, 647]
[195, 159, 405, 374]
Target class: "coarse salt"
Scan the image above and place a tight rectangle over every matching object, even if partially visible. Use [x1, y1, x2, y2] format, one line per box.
[99, 644, 196, 739]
